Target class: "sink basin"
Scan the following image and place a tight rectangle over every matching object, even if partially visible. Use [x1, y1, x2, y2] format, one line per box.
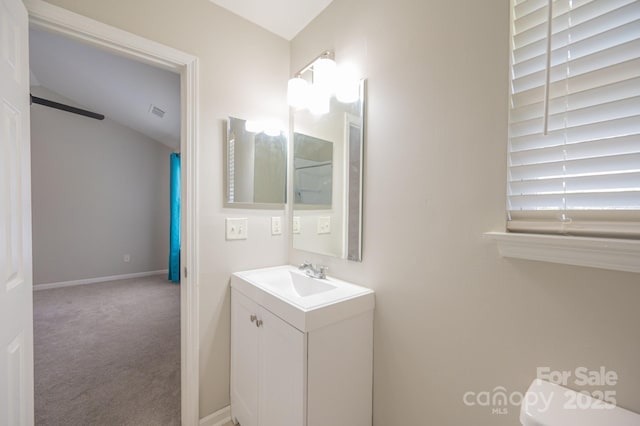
[290, 272, 336, 296]
[231, 265, 374, 332]
[259, 269, 336, 297]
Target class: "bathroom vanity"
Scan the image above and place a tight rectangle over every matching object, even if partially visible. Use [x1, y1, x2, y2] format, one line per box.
[230, 265, 375, 426]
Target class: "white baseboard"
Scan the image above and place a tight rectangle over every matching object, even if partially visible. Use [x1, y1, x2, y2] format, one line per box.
[33, 270, 169, 291]
[199, 405, 231, 426]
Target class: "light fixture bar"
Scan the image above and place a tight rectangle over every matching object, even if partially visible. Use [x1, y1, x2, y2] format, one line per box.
[293, 50, 335, 78]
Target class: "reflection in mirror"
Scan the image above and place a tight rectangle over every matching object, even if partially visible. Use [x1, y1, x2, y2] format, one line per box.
[226, 116, 287, 207]
[294, 133, 333, 207]
[292, 79, 365, 260]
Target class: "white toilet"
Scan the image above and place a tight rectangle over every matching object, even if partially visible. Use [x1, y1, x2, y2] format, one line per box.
[520, 379, 640, 426]
[521, 379, 640, 425]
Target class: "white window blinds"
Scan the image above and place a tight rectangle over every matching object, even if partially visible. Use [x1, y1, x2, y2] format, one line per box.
[508, 0, 640, 238]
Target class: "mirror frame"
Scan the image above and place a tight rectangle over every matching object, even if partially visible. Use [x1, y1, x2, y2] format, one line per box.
[224, 117, 288, 210]
[345, 79, 365, 261]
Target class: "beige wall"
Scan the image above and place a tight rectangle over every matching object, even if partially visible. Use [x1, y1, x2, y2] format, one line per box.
[290, 1, 640, 425]
[40, 0, 290, 417]
[36, 0, 640, 423]
[31, 86, 172, 285]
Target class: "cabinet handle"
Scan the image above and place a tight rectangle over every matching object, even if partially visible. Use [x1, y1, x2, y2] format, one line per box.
[250, 314, 257, 323]
[256, 319, 263, 328]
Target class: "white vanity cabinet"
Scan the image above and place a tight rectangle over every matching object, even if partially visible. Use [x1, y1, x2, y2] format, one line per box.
[230, 266, 375, 426]
[231, 289, 305, 426]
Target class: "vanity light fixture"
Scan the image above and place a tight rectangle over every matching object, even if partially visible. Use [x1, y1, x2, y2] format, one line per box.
[287, 51, 334, 112]
[287, 76, 309, 109]
[308, 84, 330, 115]
[312, 56, 337, 93]
[335, 63, 360, 104]
[287, 51, 360, 113]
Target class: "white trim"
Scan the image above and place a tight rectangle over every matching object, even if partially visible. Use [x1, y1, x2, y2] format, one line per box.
[181, 42, 201, 426]
[199, 405, 231, 426]
[33, 270, 168, 291]
[24, 0, 194, 70]
[485, 232, 640, 274]
[23, 2, 200, 425]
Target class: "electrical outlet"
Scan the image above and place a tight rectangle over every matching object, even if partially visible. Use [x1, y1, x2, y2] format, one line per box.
[124, 254, 131, 263]
[226, 217, 248, 240]
[271, 217, 282, 235]
[293, 216, 301, 234]
[317, 216, 331, 234]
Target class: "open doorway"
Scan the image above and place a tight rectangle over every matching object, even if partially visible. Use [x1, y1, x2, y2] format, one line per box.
[25, 9, 197, 423]
[29, 27, 181, 292]
[29, 26, 181, 424]
[1, 1, 199, 423]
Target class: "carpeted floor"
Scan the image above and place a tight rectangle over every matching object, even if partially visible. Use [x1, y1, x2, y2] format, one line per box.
[34, 275, 181, 426]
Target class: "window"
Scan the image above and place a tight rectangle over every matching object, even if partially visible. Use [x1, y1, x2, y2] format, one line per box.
[508, 0, 640, 238]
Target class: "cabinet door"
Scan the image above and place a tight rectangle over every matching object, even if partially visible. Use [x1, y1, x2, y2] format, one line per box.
[258, 307, 306, 426]
[231, 290, 260, 426]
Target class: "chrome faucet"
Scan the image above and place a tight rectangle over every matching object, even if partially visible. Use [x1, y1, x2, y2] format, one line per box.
[298, 261, 312, 271]
[298, 261, 328, 279]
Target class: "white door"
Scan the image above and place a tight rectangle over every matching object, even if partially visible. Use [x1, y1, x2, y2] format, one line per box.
[259, 307, 305, 426]
[0, 0, 34, 424]
[230, 290, 260, 426]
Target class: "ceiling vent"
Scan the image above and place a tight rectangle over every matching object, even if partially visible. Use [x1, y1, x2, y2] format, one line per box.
[149, 104, 165, 118]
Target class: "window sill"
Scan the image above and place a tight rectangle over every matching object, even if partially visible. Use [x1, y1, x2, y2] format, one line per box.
[484, 232, 640, 274]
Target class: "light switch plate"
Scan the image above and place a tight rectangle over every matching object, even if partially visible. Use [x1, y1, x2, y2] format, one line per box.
[293, 216, 301, 234]
[271, 217, 282, 235]
[226, 217, 248, 240]
[317, 216, 331, 234]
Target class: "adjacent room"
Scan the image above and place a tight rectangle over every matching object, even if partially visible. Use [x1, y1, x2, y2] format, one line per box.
[28, 27, 182, 425]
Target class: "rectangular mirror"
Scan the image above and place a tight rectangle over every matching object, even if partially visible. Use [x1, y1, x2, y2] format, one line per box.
[226, 116, 287, 208]
[292, 80, 365, 260]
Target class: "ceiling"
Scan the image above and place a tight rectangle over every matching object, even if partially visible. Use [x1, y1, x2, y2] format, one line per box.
[209, 0, 334, 40]
[29, 28, 181, 150]
[28, 1, 333, 149]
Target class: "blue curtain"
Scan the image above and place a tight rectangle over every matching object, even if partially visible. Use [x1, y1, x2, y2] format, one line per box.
[168, 153, 181, 283]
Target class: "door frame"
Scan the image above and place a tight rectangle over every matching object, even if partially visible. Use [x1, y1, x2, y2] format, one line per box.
[24, 1, 201, 424]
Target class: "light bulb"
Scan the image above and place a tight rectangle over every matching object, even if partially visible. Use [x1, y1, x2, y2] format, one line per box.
[313, 57, 337, 93]
[308, 85, 330, 115]
[335, 64, 360, 104]
[287, 77, 309, 109]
